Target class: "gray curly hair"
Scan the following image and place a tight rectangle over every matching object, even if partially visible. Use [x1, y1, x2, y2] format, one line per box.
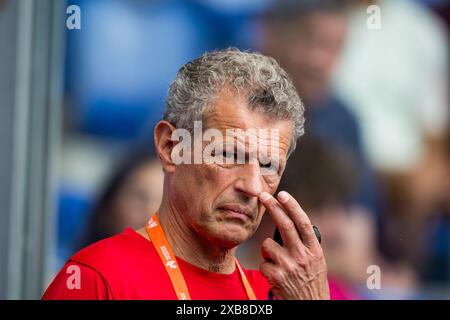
[163, 48, 305, 155]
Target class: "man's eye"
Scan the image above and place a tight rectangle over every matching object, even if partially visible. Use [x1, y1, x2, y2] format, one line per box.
[210, 150, 231, 157]
[259, 161, 279, 173]
[223, 151, 235, 159]
[259, 162, 272, 168]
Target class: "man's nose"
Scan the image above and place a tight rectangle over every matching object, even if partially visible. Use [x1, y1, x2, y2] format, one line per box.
[234, 164, 264, 198]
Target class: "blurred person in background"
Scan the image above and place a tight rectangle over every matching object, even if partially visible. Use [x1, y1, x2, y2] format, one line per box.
[239, 0, 390, 297]
[252, 0, 437, 296]
[78, 149, 163, 250]
[279, 136, 367, 299]
[420, 116, 450, 289]
[279, 136, 418, 299]
[262, 0, 381, 215]
[332, 0, 449, 287]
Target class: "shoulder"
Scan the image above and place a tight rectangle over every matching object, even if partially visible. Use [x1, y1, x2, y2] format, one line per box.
[45, 228, 173, 300]
[69, 228, 159, 286]
[72, 228, 144, 266]
[42, 261, 113, 300]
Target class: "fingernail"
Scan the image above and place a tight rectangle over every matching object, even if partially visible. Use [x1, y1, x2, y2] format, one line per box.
[278, 191, 289, 203]
[259, 192, 271, 201]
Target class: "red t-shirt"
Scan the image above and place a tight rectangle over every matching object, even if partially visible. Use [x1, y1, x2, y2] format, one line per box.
[42, 228, 270, 300]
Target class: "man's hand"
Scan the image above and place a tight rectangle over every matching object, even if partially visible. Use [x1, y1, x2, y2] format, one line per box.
[258, 191, 330, 300]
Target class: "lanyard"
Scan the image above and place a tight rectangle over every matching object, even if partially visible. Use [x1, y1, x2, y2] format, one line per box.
[145, 214, 257, 300]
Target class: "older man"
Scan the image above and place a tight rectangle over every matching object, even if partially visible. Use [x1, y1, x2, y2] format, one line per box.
[43, 48, 329, 300]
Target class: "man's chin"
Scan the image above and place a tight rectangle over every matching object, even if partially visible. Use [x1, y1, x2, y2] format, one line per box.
[211, 223, 253, 248]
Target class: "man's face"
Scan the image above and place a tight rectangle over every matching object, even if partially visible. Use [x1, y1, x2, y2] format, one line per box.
[170, 91, 293, 249]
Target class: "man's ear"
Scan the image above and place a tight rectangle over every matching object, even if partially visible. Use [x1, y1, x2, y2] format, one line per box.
[154, 120, 177, 173]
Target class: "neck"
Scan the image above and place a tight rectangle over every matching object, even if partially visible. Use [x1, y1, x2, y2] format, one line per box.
[156, 201, 236, 274]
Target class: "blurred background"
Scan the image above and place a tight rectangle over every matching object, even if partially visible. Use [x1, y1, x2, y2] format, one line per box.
[0, 0, 448, 299]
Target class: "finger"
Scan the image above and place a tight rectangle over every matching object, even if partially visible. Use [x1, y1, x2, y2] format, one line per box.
[259, 260, 284, 286]
[260, 238, 292, 266]
[277, 191, 318, 248]
[259, 192, 303, 250]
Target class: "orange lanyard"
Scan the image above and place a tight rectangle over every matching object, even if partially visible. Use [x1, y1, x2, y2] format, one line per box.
[145, 214, 257, 300]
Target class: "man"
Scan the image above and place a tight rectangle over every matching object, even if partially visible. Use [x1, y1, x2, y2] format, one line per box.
[43, 48, 329, 300]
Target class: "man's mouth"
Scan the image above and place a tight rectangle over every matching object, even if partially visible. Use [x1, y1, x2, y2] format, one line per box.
[218, 204, 254, 220]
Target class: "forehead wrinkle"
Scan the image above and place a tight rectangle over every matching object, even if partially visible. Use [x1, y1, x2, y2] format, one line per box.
[203, 92, 293, 159]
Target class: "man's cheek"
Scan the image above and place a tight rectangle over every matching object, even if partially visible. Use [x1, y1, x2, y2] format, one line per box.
[198, 163, 222, 184]
[264, 179, 280, 194]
